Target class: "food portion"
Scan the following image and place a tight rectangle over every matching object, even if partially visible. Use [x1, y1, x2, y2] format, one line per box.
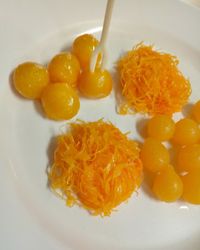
[41, 83, 80, 120]
[152, 165, 183, 202]
[118, 43, 191, 115]
[141, 102, 200, 204]
[147, 115, 175, 141]
[141, 132, 183, 202]
[13, 33, 113, 121]
[177, 144, 200, 173]
[12, 31, 200, 212]
[13, 62, 49, 99]
[48, 120, 143, 216]
[72, 34, 99, 70]
[48, 52, 80, 87]
[140, 137, 169, 173]
[173, 118, 200, 146]
[181, 168, 200, 204]
[78, 69, 112, 98]
[73, 34, 113, 99]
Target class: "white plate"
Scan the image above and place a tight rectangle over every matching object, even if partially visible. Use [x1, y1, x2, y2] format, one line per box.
[1, 0, 200, 249]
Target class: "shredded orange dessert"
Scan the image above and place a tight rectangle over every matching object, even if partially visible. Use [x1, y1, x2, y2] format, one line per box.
[118, 43, 191, 115]
[48, 120, 143, 216]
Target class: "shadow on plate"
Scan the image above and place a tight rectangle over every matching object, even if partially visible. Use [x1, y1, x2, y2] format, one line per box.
[33, 100, 46, 119]
[181, 102, 193, 118]
[136, 117, 148, 138]
[60, 44, 72, 53]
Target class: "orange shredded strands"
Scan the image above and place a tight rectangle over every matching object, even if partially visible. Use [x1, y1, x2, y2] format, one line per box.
[48, 120, 143, 216]
[118, 43, 191, 115]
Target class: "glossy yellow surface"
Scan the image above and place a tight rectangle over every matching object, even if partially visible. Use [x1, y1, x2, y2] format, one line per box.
[72, 34, 99, 70]
[48, 52, 80, 87]
[140, 138, 170, 173]
[41, 83, 80, 120]
[182, 168, 200, 204]
[147, 115, 175, 141]
[78, 69, 112, 99]
[178, 144, 200, 173]
[173, 118, 200, 145]
[153, 165, 183, 202]
[13, 62, 49, 99]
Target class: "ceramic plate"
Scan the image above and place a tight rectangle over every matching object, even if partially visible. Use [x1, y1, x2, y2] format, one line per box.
[1, 0, 200, 249]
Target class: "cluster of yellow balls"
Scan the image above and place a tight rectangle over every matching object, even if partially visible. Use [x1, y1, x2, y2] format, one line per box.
[141, 102, 200, 204]
[13, 34, 113, 120]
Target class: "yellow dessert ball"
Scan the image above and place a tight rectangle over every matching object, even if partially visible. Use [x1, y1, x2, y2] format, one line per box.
[152, 165, 183, 202]
[13, 62, 49, 99]
[72, 34, 99, 70]
[173, 118, 200, 145]
[147, 115, 175, 141]
[78, 69, 112, 99]
[41, 83, 80, 120]
[177, 144, 200, 173]
[140, 138, 170, 173]
[48, 52, 80, 87]
[182, 168, 200, 204]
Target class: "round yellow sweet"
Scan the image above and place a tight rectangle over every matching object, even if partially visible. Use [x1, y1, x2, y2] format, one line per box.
[41, 83, 80, 120]
[13, 62, 49, 99]
[78, 69, 112, 99]
[48, 52, 80, 87]
[72, 34, 99, 70]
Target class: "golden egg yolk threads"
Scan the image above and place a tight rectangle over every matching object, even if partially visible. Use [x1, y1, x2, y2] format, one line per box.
[48, 120, 143, 216]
